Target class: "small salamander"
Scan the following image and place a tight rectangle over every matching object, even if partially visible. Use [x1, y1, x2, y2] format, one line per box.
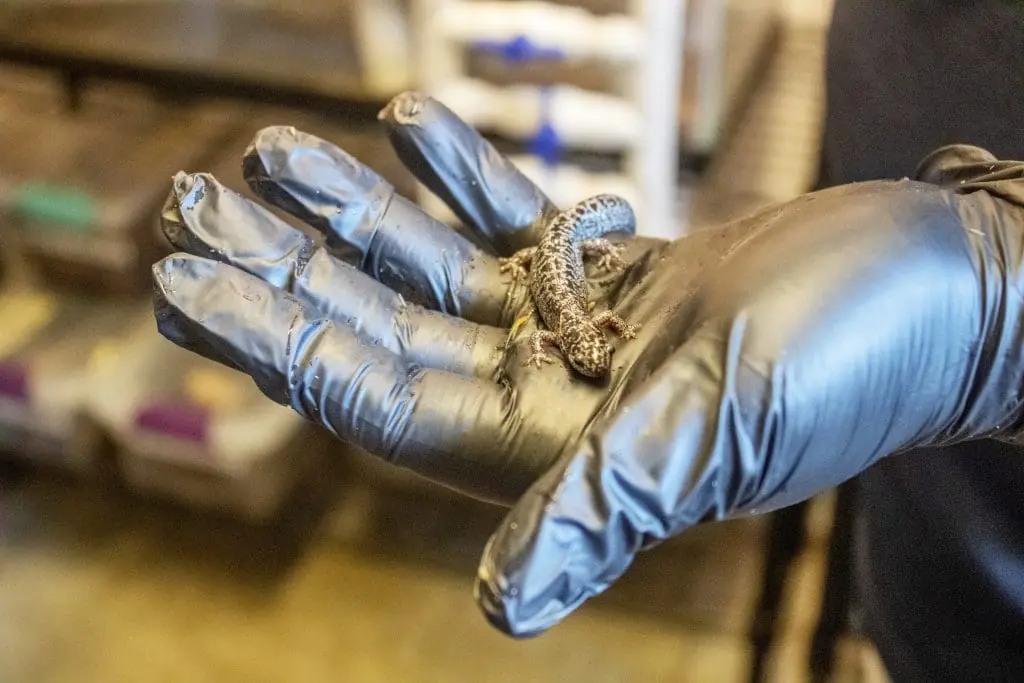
[499, 193, 640, 378]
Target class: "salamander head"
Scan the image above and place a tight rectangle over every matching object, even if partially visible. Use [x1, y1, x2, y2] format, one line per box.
[561, 318, 612, 378]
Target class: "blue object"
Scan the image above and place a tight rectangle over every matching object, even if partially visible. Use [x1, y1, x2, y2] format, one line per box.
[527, 86, 561, 168]
[528, 120, 562, 168]
[472, 37, 564, 167]
[473, 35, 565, 63]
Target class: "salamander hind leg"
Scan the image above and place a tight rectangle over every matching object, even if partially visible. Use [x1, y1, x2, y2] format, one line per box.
[498, 246, 537, 281]
[581, 239, 627, 273]
[525, 330, 560, 368]
[592, 310, 640, 340]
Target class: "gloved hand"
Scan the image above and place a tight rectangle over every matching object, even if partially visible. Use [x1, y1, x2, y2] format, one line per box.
[152, 91, 1024, 638]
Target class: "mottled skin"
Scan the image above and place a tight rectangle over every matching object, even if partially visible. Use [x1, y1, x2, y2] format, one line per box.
[499, 193, 640, 377]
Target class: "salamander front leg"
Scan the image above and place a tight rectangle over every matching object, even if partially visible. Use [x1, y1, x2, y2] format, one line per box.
[581, 239, 627, 272]
[498, 246, 537, 281]
[524, 330, 560, 368]
[592, 310, 640, 340]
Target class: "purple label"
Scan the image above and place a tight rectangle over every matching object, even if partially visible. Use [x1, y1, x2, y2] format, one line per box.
[0, 361, 29, 401]
[134, 400, 210, 444]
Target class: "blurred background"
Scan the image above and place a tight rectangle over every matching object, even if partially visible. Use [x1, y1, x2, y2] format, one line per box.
[0, 1, 888, 681]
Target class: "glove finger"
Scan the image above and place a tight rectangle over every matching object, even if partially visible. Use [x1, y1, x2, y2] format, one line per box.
[377, 91, 557, 256]
[241, 124, 518, 326]
[162, 171, 505, 379]
[152, 253, 538, 504]
[475, 330, 755, 637]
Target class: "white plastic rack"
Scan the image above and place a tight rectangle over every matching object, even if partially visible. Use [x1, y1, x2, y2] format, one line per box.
[411, 0, 687, 240]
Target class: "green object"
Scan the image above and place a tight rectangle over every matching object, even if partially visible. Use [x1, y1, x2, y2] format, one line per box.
[15, 183, 97, 231]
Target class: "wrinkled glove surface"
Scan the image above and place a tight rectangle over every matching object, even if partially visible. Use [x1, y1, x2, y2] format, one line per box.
[152, 92, 1024, 638]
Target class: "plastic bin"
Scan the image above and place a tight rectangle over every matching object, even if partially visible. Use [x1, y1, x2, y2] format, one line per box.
[85, 308, 322, 522]
[0, 92, 242, 298]
[0, 287, 136, 476]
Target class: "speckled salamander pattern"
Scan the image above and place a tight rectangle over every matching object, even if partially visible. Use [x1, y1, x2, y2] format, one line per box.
[499, 193, 640, 378]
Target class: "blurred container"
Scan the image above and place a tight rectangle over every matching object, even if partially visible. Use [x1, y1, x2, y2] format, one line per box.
[0, 65, 74, 290]
[439, 1, 642, 63]
[0, 64, 64, 109]
[0, 287, 135, 476]
[418, 151, 639, 225]
[432, 77, 640, 151]
[86, 308, 322, 523]
[0, 89, 242, 298]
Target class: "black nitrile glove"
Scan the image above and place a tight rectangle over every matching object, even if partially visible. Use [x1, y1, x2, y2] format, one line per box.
[152, 91, 1024, 638]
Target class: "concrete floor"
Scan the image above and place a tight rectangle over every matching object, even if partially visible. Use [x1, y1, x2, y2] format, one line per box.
[0, 436, 895, 683]
[0, 446, 768, 683]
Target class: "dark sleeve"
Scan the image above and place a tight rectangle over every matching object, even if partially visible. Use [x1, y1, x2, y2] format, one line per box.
[821, 0, 1024, 186]
[915, 144, 1024, 208]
